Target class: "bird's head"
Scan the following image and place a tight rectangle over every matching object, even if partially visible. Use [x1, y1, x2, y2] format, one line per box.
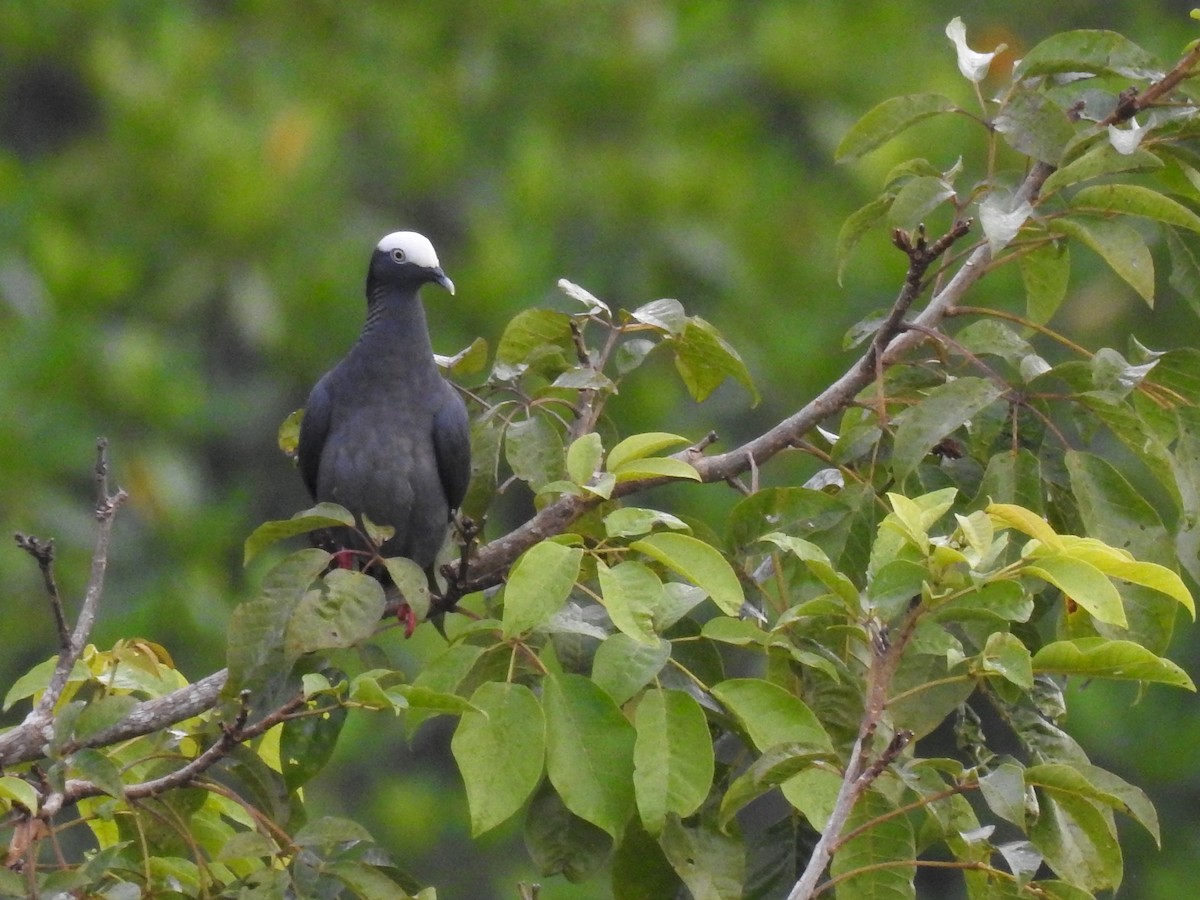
[368, 231, 455, 297]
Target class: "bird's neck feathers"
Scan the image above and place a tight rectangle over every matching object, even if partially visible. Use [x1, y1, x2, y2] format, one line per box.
[357, 284, 435, 364]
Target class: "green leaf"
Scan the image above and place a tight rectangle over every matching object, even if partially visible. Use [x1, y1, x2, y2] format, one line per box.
[68, 749, 124, 799]
[591, 634, 671, 706]
[1033, 638, 1194, 689]
[612, 456, 701, 483]
[1042, 143, 1163, 197]
[280, 690, 347, 791]
[1024, 554, 1127, 627]
[243, 503, 355, 565]
[633, 689, 714, 834]
[524, 784, 612, 882]
[226, 547, 330, 699]
[566, 432, 603, 485]
[892, 377, 1006, 477]
[887, 176, 955, 230]
[1019, 241, 1071, 325]
[835, 93, 958, 162]
[382, 556, 431, 622]
[1015, 29, 1162, 80]
[293, 815, 374, 848]
[452, 682, 545, 835]
[494, 308, 574, 372]
[829, 789, 917, 900]
[0, 775, 40, 813]
[1051, 216, 1154, 305]
[1166, 230, 1200, 320]
[659, 817, 745, 900]
[3, 656, 90, 712]
[615, 337, 657, 374]
[1028, 791, 1122, 893]
[347, 672, 408, 713]
[931, 579, 1032, 624]
[505, 413, 566, 490]
[603, 507, 689, 539]
[435, 334, 489, 375]
[612, 819, 682, 899]
[502, 541, 583, 638]
[553, 367, 617, 391]
[867, 558, 928, 620]
[630, 297, 688, 335]
[557, 278, 610, 315]
[981, 631, 1034, 690]
[631, 533, 744, 616]
[277, 407, 303, 459]
[284, 568, 386, 659]
[759, 533, 859, 609]
[1072, 764, 1160, 845]
[711, 678, 833, 752]
[979, 761, 1029, 828]
[543, 673, 636, 837]
[326, 860, 417, 899]
[1070, 183, 1200, 234]
[597, 559, 665, 645]
[73, 694, 138, 741]
[391, 684, 481, 714]
[837, 195, 894, 284]
[606, 432, 692, 472]
[994, 89, 1074, 164]
[717, 743, 837, 830]
[671, 316, 759, 404]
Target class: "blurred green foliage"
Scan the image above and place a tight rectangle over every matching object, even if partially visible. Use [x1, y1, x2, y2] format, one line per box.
[2, 2, 1198, 897]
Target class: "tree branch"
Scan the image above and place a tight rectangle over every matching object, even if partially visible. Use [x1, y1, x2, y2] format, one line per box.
[42, 690, 305, 816]
[0, 670, 230, 769]
[450, 210, 998, 601]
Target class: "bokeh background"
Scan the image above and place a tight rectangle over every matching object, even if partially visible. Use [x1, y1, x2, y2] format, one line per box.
[2, 2, 1197, 897]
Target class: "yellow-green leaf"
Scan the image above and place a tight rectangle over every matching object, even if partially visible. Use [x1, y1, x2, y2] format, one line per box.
[1025, 554, 1127, 627]
[987, 502, 1065, 551]
[631, 533, 743, 616]
[1034, 638, 1194, 690]
[606, 432, 692, 472]
[612, 457, 701, 483]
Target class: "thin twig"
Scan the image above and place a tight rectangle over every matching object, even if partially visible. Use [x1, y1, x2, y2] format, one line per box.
[13, 534, 69, 648]
[30, 441, 127, 728]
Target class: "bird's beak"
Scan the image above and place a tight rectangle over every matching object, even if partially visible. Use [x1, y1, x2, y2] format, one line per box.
[432, 268, 455, 296]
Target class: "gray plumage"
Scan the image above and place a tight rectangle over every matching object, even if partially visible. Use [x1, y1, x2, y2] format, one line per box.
[297, 231, 470, 570]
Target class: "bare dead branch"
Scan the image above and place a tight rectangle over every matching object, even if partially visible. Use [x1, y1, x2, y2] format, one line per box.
[13, 533, 69, 648]
[38, 441, 126, 713]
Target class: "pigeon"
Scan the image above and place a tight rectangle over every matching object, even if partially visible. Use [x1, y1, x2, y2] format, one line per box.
[297, 231, 470, 590]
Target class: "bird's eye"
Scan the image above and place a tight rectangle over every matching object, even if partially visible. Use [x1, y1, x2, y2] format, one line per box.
[390, 249, 406, 263]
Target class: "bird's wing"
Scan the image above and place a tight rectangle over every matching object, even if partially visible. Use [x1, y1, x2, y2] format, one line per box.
[432, 382, 471, 511]
[297, 377, 333, 500]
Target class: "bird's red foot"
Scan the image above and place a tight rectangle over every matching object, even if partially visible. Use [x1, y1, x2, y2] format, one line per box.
[398, 603, 418, 638]
[332, 549, 358, 569]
